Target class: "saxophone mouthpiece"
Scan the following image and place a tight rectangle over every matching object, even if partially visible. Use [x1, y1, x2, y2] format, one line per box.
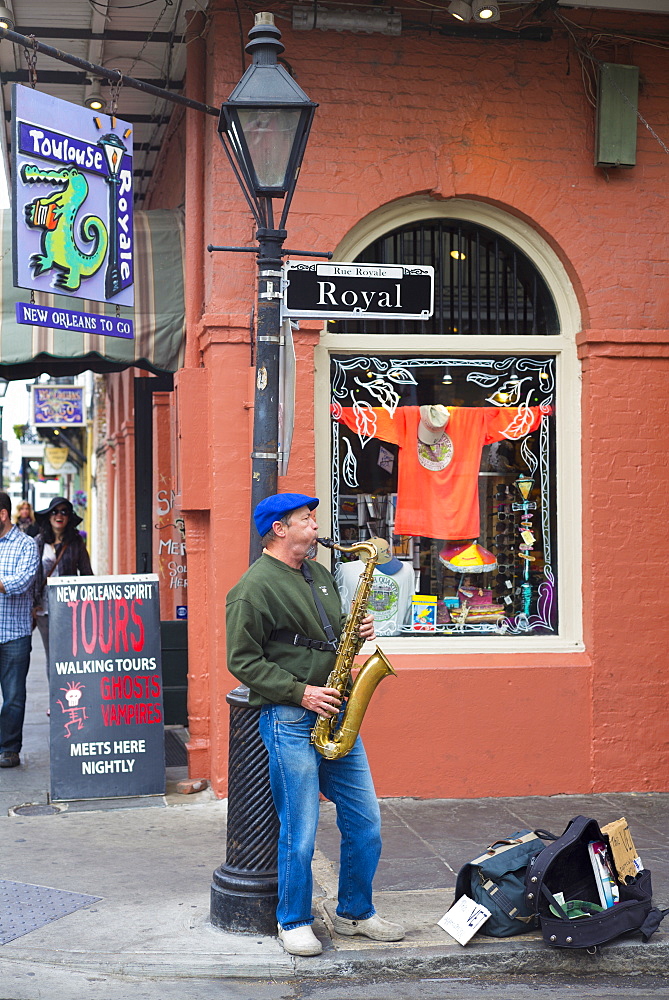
[317, 537, 335, 549]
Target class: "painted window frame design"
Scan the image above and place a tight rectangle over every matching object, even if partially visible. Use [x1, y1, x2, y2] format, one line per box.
[330, 353, 556, 637]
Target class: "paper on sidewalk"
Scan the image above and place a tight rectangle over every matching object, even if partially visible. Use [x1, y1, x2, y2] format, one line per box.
[438, 894, 491, 945]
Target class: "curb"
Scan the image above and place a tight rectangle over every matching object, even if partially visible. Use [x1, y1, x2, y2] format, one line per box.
[1, 930, 667, 980]
[293, 935, 669, 979]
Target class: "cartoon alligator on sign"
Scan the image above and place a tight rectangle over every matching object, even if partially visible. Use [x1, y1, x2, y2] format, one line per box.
[21, 164, 108, 291]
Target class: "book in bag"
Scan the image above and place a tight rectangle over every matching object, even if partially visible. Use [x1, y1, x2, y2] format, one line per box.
[588, 840, 619, 908]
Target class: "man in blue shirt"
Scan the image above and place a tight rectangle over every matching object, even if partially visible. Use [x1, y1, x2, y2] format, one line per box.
[0, 492, 39, 768]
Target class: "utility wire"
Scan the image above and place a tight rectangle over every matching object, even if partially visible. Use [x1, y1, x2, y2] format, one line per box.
[555, 12, 669, 157]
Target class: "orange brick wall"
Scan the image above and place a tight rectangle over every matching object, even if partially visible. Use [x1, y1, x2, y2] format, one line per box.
[580, 345, 669, 789]
[146, 3, 669, 797]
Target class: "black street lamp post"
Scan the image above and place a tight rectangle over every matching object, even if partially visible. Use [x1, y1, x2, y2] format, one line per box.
[217, 10, 317, 563]
[209, 11, 319, 936]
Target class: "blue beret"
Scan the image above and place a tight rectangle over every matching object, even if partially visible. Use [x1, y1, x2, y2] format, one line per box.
[253, 493, 319, 538]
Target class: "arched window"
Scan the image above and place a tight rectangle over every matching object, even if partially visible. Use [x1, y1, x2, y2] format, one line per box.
[318, 207, 581, 646]
[333, 219, 559, 336]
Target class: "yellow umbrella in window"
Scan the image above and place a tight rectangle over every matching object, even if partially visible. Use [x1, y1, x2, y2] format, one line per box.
[438, 542, 497, 573]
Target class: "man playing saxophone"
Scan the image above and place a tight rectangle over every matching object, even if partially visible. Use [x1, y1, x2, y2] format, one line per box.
[226, 492, 405, 957]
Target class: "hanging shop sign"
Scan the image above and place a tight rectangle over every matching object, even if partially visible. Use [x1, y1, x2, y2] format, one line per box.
[282, 261, 434, 321]
[43, 445, 70, 469]
[48, 574, 165, 801]
[31, 384, 85, 426]
[43, 444, 78, 476]
[15, 301, 133, 340]
[11, 85, 135, 331]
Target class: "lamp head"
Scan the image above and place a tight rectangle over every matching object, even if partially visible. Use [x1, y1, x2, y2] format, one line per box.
[472, 0, 500, 20]
[85, 81, 107, 112]
[97, 133, 127, 177]
[447, 0, 473, 21]
[218, 11, 317, 200]
[0, 4, 14, 31]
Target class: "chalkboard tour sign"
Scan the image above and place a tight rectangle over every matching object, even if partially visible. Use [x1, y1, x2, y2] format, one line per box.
[48, 574, 165, 801]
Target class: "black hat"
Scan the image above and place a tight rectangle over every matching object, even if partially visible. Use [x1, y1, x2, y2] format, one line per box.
[35, 496, 83, 528]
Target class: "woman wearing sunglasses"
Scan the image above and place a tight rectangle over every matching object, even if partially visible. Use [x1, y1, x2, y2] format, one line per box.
[33, 497, 93, 670]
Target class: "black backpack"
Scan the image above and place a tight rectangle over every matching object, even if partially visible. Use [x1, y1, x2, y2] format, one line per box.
[524, 815, 667, 950]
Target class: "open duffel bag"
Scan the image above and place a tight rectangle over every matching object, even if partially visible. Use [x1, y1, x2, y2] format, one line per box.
[453, 829, 558, 937]
[524, 815, 667, 950]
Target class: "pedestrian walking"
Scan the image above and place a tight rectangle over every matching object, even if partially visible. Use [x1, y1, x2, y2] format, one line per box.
[33, 497, 93, 668]
[0, 491, 39, 769]
[14, 500, 39, 537]
[225, 492, 405, 957]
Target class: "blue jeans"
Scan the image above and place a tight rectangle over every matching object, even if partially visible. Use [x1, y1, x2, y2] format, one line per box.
[0, 634, 32, 754]
[259, 703, 382, 931]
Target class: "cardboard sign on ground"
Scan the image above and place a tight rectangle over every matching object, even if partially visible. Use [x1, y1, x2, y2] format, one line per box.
[601, 817, 644, 883]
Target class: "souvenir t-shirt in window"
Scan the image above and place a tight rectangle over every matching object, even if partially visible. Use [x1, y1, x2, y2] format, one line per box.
[336, 405, 547, 540]
[336, 559, 416, 637]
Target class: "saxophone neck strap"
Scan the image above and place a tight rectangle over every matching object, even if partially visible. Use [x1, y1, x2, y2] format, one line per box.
[269, 628, 335, 652]
[300, 561, 338, 650]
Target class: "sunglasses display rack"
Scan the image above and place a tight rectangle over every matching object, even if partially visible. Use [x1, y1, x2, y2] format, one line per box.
[492, 483, 520, 614]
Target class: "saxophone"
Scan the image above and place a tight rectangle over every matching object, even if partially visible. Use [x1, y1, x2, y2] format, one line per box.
[310, 538, 397, 760]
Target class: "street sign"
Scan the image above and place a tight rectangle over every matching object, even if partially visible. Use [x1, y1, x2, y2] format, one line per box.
[48, 574, 165, 801]
[282, 261, 434, 321]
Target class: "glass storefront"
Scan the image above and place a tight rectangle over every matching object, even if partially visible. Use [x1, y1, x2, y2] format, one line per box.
[330, 353, 557, 637]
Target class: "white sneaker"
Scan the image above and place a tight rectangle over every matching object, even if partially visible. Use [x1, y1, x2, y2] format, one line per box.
[333, 912, 405, 941]
[277, 923, 323, 956]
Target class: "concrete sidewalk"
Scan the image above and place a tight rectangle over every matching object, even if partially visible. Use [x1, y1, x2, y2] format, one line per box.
[1, 642, 668, 980]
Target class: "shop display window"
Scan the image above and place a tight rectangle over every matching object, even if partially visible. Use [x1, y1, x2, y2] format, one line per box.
[330, 353, 557, 637]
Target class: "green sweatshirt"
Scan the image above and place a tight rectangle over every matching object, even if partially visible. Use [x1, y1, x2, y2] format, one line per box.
[226, 553, 346, 708]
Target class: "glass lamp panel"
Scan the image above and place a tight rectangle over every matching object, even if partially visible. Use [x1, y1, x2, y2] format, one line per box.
[226, 120, 249, 177]
[101, 141, 122, 177]
[237, 108, 301, 190]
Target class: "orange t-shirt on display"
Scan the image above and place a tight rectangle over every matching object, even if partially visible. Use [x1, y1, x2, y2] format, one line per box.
[336, 405, 546, 540]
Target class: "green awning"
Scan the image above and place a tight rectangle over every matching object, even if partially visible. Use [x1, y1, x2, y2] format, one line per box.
[0, 208, 185, 378]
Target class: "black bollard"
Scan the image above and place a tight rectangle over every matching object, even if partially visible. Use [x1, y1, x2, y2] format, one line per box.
[210, 686, 279, 935]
